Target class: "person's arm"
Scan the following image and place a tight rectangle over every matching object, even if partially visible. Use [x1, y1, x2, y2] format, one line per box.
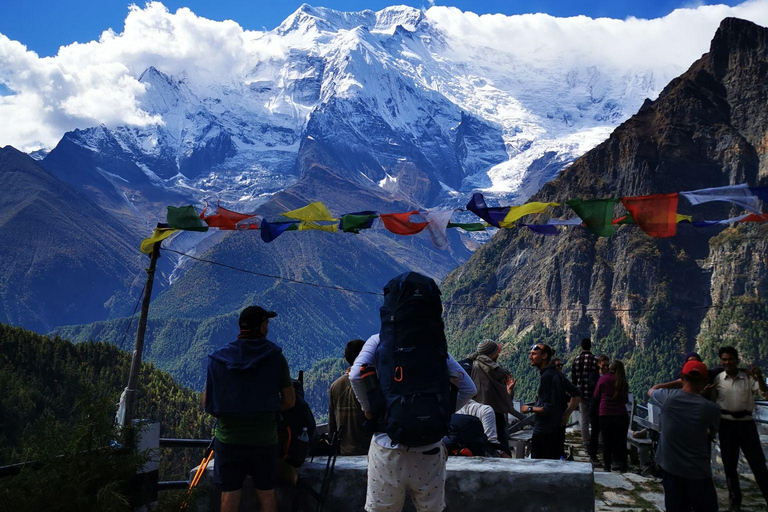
[750, 367, 768, 398]
[279, 355, 296, 410]
[448, 353, 477, 411]
[650, 379, 683, 393]
[524, 371, 557, 416]
[561, 377, 581, 425]
[648, 388, 668, 408]
[202, 388, 207, 409]
[349, 334, 379, 415]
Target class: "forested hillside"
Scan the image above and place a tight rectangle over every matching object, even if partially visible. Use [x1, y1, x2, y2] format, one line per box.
[0, 324, 213, 480]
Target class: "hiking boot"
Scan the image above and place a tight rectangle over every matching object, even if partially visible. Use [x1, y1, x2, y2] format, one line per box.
[602, 465, 612, 473]
[589, 456, 600, 465]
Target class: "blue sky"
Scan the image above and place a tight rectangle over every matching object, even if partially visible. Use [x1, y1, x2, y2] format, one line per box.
[0, 0, 745, 57]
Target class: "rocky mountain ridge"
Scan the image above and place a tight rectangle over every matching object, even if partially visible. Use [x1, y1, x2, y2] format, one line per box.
[441, 18, 768, 382]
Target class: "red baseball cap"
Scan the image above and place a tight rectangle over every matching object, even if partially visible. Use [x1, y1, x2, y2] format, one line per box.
[682, 360, 708, 378]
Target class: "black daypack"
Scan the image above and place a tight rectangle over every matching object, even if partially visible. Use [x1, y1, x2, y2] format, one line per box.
[279, 373, 317, 467]
[378, 272, 451, 447]
[443, 413, 488, 456]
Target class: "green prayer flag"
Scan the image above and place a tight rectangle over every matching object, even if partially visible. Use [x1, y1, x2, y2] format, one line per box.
[167, 206, 209, 232]
[447, 222, 487, 232]
[566, 198, 618, 237]
[341, 213, 378, 233]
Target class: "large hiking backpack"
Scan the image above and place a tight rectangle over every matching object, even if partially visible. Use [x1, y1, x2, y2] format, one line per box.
[378, 272, 451, 447]
[279, 373, 317, 467]
[443, 413, 488, 456]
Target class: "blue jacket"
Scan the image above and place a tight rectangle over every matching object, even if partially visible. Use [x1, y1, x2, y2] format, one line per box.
[205, 336, 283, 417]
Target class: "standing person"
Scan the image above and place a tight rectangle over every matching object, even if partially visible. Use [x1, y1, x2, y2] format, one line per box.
[349, 272, 476, 512]
[521, 343, 565, 460]
[553, 357, 582, 459]
[713, 346, 768, 511]
[571, 338, 600, 453]
[203, 306, 296, 512]
[648, 361, 721, 512]
[588, 355, 610, 463]
[593, 360, 629, 472]
[465, 339, 518, 455]
[329, 339, 373, 455]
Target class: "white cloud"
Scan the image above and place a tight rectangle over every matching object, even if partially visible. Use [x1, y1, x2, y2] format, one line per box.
[0, 0, 767, 152]
[424, 1, 768, 71]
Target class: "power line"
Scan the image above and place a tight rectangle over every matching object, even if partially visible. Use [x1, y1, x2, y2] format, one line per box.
[161, 247, 765, 314]
[118, 280, 147, 352]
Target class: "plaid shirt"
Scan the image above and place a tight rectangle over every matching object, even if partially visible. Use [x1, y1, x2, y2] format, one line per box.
[571, 351, 599, 398]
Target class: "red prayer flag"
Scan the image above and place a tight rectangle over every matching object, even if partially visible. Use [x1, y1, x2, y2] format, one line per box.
[201, 204, 259, 230]
[738, 213, 768, 223]
[621, 193, 679, 238]
[379, 211, 428, 235]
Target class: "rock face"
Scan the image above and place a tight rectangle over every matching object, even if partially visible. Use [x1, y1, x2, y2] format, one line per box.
[441, 18, 768, 364]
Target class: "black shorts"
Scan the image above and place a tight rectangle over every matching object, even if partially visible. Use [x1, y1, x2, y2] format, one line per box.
[213, 439, 279, 492]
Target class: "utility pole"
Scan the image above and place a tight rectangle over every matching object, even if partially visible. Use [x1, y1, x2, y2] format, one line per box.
[120, 241, 161, 428]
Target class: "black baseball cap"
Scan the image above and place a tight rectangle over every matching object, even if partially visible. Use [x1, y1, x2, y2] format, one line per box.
[239, 306, 277, 330]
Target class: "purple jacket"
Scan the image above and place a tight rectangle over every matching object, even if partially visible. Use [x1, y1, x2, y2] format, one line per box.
[593, 373, 629, 416]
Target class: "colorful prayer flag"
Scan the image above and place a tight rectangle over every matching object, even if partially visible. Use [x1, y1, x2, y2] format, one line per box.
[621, 193, 679, 238]
[281, 202, 337, 222]
[167, 206, 208, 232]
[140, 226, 178, 254]
[200, 204, 259, 230]
[680, 184, 761, 213]
[498, 202, 560, 228]
[340, 212, 378, 233]
[420, 209, 455, 250]
[260, 219, 299, 243]
[466, 193, 509, 228]
[379, 211, 428, 235]
[566, 198, 618, 237]
[524, 224, 559, 235]
[298, 222, 338, 233]
[447, 222, 486, 231]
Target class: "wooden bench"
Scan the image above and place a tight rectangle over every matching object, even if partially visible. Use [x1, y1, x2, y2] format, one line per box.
[626, 397, 658, 468]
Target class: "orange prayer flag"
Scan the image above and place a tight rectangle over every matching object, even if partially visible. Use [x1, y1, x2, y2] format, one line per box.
[379, 211, 428, 235]
[621, 193, 679, 238]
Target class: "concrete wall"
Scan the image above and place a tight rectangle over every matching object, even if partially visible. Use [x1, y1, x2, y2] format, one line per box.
[192, 456, 594, 512]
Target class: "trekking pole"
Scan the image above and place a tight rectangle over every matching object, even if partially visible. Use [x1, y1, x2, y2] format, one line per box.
[180, 436, 215, 511]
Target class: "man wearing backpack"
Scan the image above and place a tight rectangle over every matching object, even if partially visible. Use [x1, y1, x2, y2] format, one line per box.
[203, 306, 296, 512]
[349, 272, 476, 512]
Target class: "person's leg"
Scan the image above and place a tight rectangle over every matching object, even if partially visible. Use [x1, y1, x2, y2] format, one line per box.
[687, 476, 719, 512]
[719, 419, 743, 508]
[213, 439, 247, 512]
[494, 412, 510, 454]
[738, 420, 768, 505]
[599, 416, 613, 471]
[408, 444, 448, 512]
[661, 470, 685, 512]
[365, 441, 407, 512]
[220, 490, 242, 512]
[251, 444, 280, 512]
[615, 414, 629, 471]
[579, 400, 591, 449]
[589, 406, 601, 460]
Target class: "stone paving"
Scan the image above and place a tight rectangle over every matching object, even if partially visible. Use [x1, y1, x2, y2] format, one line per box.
[561, 433, 766, 511]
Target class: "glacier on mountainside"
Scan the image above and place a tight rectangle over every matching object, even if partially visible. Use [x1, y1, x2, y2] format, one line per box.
[48, 4, 682, 219]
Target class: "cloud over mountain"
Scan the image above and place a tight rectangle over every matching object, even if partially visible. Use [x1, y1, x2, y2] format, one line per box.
[1, 1, 767, 152]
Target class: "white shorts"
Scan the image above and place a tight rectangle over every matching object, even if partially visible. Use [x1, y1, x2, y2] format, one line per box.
[365, 439, 447, 512]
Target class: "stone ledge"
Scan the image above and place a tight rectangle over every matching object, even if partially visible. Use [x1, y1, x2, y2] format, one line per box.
[193, 455, 595, 511]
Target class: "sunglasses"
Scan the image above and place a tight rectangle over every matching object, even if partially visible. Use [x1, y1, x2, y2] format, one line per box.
[530, 344, 543, 351]
[555, 363, 564, 368]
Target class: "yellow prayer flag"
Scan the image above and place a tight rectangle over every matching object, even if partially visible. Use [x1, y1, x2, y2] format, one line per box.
[140, 227, 178, 254]
[298, 222, 339, 233]
[676, 214, 692, 223]
[281, 202, 337, 222]
[498, 202, 560, 228]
